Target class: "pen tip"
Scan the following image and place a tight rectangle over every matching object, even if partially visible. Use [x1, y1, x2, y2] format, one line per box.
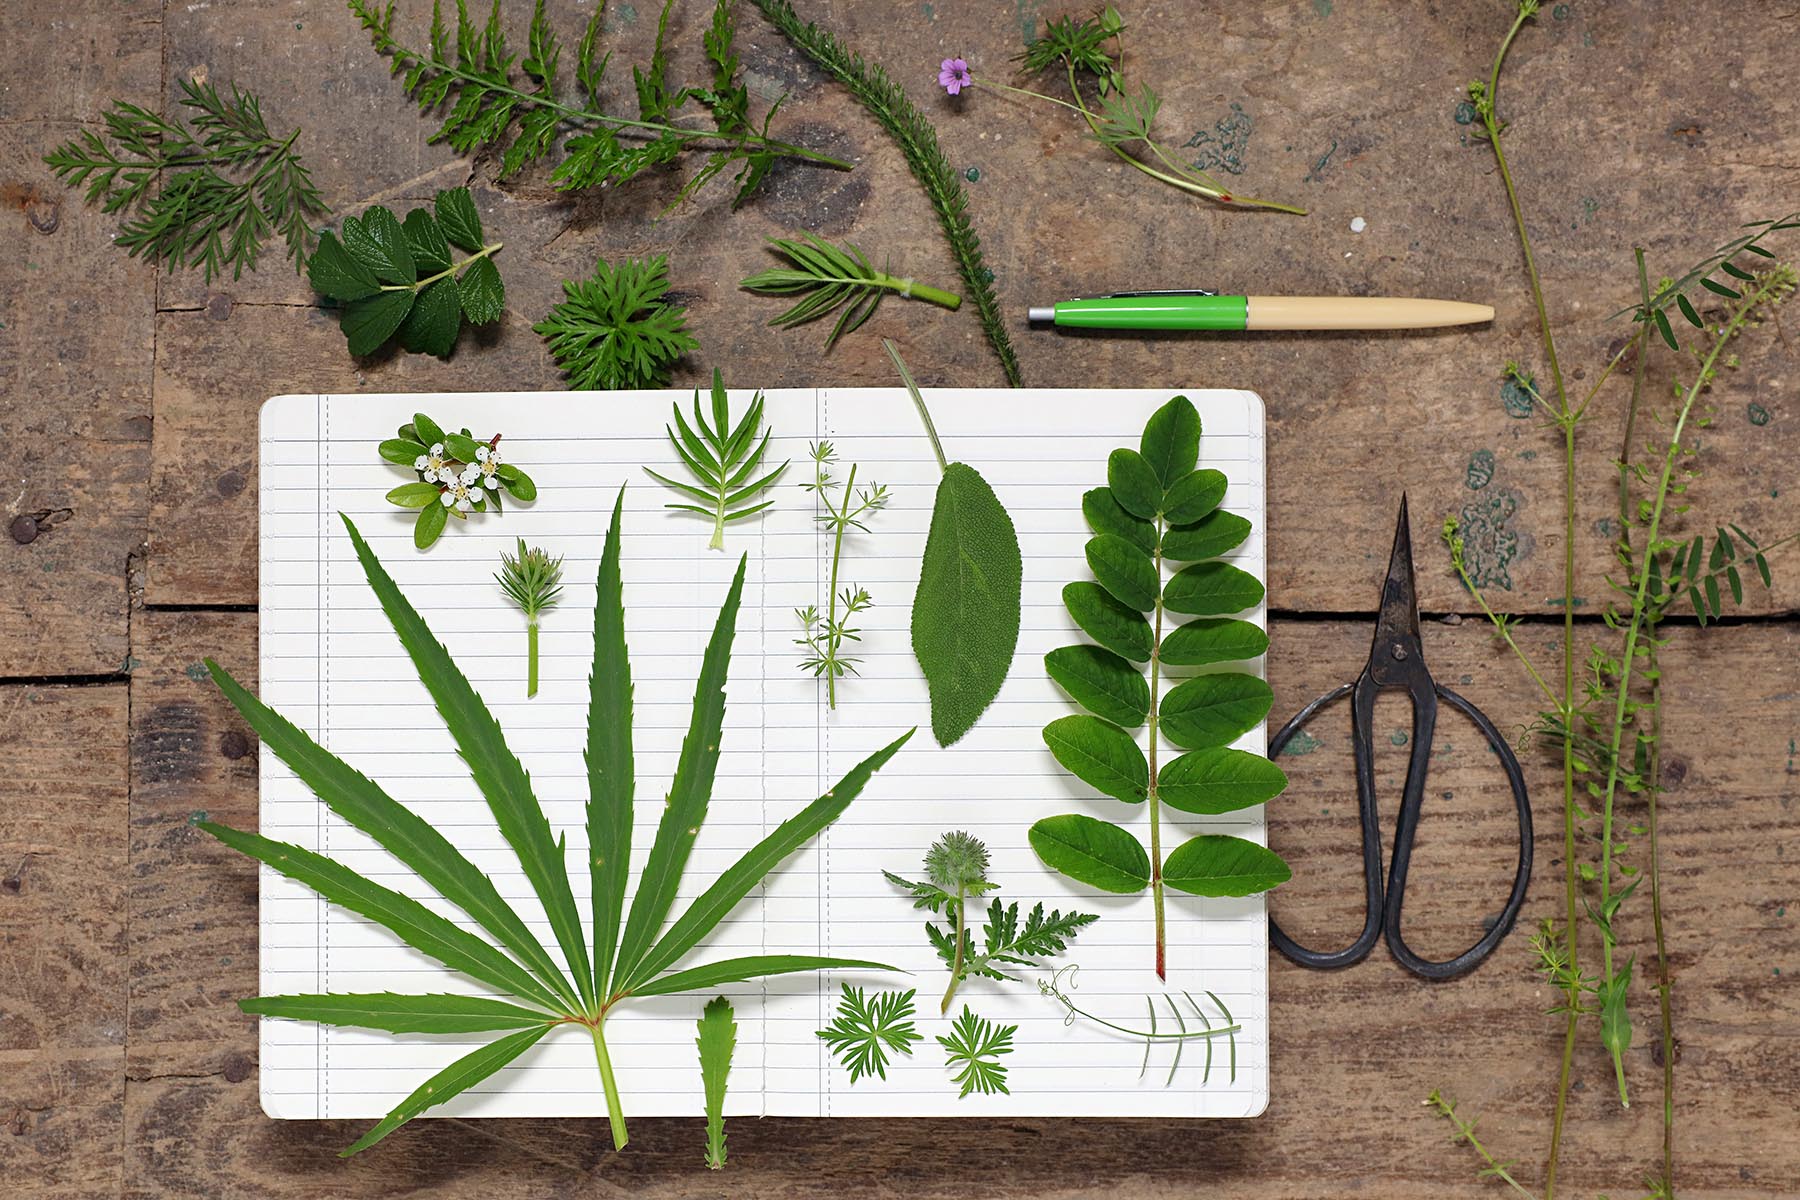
[1026, 306, 1055, 323]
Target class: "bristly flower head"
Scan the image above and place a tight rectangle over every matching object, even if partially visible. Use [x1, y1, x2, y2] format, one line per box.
[924, 830, 989, 892]
[937, 58, 971, 96]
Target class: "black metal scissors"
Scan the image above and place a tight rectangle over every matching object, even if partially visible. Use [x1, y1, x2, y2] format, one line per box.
[1268, 496, 1532, 980]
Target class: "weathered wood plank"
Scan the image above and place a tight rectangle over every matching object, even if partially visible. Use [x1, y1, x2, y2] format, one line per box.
[0, 682, 130, 1198]
[118, 609, 1800, 1196]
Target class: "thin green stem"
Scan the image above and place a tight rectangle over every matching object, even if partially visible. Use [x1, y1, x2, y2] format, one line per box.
[527, 619, 540, 698]
[1148, 512, 1167, 981]
[381, 241, 505, 294]
[885, 339, 948, 473]
[1429, 1091, 1541, 1200]
[1447, 553, 1561, 712]
[588, 1020, 629, 1151]
[823, 463, 854, 710]
[941, 883, 968, 1014]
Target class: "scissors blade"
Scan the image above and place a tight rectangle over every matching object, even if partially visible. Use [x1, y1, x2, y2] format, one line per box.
[1370, 494, 1423, 666]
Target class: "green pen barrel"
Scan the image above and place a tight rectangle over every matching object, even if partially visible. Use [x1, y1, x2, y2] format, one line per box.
[1049, 294, 1249, 330]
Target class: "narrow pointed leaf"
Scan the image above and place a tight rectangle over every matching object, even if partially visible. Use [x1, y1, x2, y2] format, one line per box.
[1041, 714, 1147, 802]
[627, 729, 914, 993]
[1160, 673, 1274, 750]
[1062, 581, 1153, 662]
[342, 515, 595, 1008]
[1162, 835, 1291, 897]
[1029, 813, 1151, 893]
[1159, 748, 1288, 814]
[1164, 561, 1266, 616]
[1139, 396, 1200, 488]
[615, 555, 746, 986]
[1163, 509, 1251, 561]
[588, 490, 635, 1001]
[197, 822, 568, 1012]
[1044, 644, 1149, 727]
[632, 955, 897, 998]
[341, 1024, 551, 1156]
[697, 996, 735, 1169]
[1160, 617, 1269, 666]
[208, 660, 580, 1011]
[1082, 487, 1156, 553]
[1086, 533, 1158, 611]
[241, 992, 556, 1034]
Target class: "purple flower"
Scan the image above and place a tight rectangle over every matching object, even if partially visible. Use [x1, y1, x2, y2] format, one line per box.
[938, 58, 971, 96]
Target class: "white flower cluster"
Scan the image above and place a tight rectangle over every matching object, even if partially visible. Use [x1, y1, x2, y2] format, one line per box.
[411, 442, 505, 514]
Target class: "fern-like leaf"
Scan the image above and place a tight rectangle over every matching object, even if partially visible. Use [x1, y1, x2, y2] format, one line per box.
[937, 1006, 1015, 1097]
[535, 253, 699, 390]
[740, 233, 961, 348]
[645, 369, 789, 549]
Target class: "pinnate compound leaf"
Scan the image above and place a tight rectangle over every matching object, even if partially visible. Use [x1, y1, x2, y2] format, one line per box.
[397, 278, 462, 358]
[1045, 644, 1149, 728]
[1082, 486, 1155, 553]
[697, 996, 735, 1170]
[308, 231, 380, 301]
[1162, 834, 1292, 897]
[1160, 617, 1268, 666]
[436, 185, 485, 253]
[1107, 448, 1163, 519]
[1139, 396, 1200, 488]
[1162, 468, 1228, 524]
[342, 1024, 552, 1156]
[1162, 509, 1251, 561]
[1161, 674, 1274, 750]
[913, 463, 1023, 746]
[1086, 533, 1158, 611]
[1164, 561, 1265, 615]
[458, 255, 506, 324]
[1029, 812, 1152, 893]
[1062, 581, 1153, 662]
[241, 992, 554, 1034]
[1158, 748, 1288, 815]
[1042, 714, 1148, 802]
[342, 289, 415, 357]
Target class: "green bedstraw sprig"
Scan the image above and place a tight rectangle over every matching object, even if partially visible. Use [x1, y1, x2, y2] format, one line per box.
[44, 77, 326, 280]
[200, 489, 912, 1154]
[795, 441, 887, 707]
[496, 539, 564, 697]
[749, 0, 1022, 386]
[741, 234, 962, 349]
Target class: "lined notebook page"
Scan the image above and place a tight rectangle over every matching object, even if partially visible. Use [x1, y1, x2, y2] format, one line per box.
[257, 387, 1269, 1122]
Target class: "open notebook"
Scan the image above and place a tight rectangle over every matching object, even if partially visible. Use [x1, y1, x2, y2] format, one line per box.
[257, 386, 1271, 1121]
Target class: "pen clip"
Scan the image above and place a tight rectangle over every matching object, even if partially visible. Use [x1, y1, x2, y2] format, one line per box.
[1094, 288, 1219, 299]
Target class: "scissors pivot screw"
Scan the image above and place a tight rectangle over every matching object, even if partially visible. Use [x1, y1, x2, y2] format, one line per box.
[1391, 645, 1408, 661]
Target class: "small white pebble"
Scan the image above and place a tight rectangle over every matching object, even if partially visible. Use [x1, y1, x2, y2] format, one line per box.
[1350, 216, 1367, 234]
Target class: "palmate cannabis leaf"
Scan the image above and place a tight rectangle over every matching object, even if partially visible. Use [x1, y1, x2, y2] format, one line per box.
[1031, 396, 1290, 979]
[741, 234, 963, 349]
[750, 0, 1022, 386]
[349, 0, 852, 206]
[44, 77, 326, 280]
[308, 187, 504, 358]
[645, 370, 789, 550]
[201, 488, 912, 1153]
[816, 985, 923, 1084]
[887, 342, 1022, 746]
[696, 996, 735, 1169]
[937, 1006, 1015, 1098]
[535, 253, 699, 390]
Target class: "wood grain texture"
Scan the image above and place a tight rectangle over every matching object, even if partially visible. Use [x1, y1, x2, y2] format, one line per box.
[6, 0, 1800, 1196]
[104, 612, 1800, 1198]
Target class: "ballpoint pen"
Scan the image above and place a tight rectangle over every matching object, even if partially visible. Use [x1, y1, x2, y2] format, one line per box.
[1026, 290, 1495, 331]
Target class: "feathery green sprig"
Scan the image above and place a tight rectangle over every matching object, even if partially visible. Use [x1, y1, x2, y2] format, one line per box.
[496, 539, 564, 697]
[536, 253, 698, 390]
[645, 370, 789, 550]
[795, 442, 887, 707]
[44, 77, 325, 280]
[741, 234, 962, 349]
[816, 985, 922, 1084]
[937, 1006, 1014, 1098]
[749, 0, 1021, 385]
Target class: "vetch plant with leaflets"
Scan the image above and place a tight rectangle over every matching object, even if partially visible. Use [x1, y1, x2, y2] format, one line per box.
[199, 489, 911, 1154]
[1030, 396, 1290, 979]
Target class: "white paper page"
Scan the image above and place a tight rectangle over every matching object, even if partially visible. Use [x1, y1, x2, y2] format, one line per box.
[257, 387, 1269, 1123]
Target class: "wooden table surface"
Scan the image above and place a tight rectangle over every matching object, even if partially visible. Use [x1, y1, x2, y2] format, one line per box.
[4, 1, 1797, 1196]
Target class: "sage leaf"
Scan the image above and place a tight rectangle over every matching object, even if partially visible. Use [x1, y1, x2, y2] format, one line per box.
[397, 277, 461, 358]
[386, 482, 441, 508]
[1159, 748, 1288, 815]
[341, 1025, 552, 1156]
[1107, 448, 1163, 519]
[402, 206, 452, 274]
[1139, 395, 1200, 487]
[1086, 533, 1158, 611]
[414, 498, 447, 548]
[912, 462, 1024, 747]
[1082, 486, 1156, 552]
[1161, 674, 1274, 750]
[1029, 813, 1152, 893]
[241, 992, 555, 1034]
[1162, 835, 1292, 897]
[1045, 644, 1150, 728]
[342, 289, 414, 357]
[1164, 561, 1266, 616]
[1062, 581, 1153, 662]
[1163, 509, 1251, 561]
[1162, 468, 1228, 524]
[1160, 618, 1269, 666]
[1042, 714, 1148, 802]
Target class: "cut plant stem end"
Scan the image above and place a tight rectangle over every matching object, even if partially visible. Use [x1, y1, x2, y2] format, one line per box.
[587, 1021, 629, 1151]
